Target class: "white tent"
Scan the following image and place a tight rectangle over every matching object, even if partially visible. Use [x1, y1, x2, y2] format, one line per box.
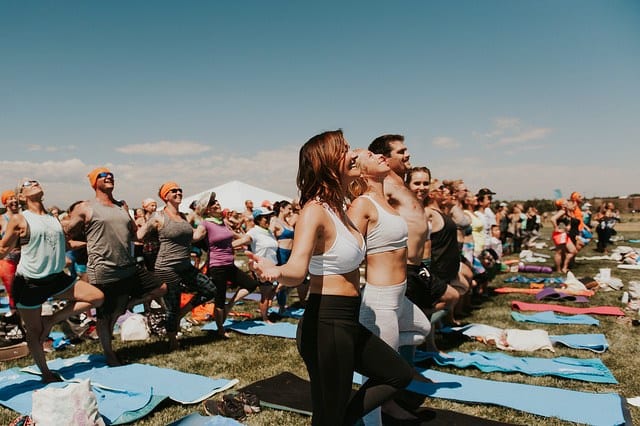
[179, 180, 293, 213]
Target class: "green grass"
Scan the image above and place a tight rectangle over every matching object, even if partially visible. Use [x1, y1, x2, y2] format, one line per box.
[2, 226, 640, 425]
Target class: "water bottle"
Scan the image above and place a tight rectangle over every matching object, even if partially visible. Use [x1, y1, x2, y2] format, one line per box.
[622, 291, 630, 304]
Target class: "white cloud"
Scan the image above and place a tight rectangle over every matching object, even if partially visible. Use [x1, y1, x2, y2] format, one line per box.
[0, 146, 300, 208]
[27, 144, 77, 152]
[116, 141, 211, 156]
[479, 117, 552, 148]
[432, 136, 459, 149]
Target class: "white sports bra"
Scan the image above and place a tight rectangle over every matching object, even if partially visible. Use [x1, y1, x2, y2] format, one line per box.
[308, 205, 365, 276]
[361, 195, 408, 255]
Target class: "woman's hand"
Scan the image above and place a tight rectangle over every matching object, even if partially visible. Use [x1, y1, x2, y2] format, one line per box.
[246, 251, 280, 282]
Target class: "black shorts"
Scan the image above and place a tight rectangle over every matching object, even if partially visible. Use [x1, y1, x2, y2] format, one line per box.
[94, 265, 163, 319]
[13, 271, 75, 309]
[405, 263, 447, 310]
[207, 264, 259, 307]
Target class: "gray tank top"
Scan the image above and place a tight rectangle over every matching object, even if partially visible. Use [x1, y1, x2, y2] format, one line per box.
[86, 200, 136, 284]
[155, 210, 193, 269]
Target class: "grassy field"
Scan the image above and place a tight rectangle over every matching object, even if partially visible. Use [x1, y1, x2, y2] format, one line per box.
[1, 217, 640, 425]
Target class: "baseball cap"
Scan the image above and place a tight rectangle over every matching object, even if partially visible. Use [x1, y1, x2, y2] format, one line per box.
[252, 206, 274, 219]
[476, 188, 496, 197]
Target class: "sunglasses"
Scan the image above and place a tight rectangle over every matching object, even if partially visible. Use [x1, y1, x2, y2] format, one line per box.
[169, 188, 183, 194]
[22, 180, 39, 188]
[97, 172, 114, 180]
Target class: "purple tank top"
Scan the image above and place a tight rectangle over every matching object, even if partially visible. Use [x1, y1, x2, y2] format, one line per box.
[202, 220, 235, 267]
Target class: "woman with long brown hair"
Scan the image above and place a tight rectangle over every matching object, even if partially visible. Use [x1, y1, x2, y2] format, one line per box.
[248, 130, 425, 425]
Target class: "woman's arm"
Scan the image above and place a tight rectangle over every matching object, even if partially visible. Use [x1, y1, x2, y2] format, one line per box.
[248, 203, 324, 286]
[232, 233, 252, 249]
[192, 222, 207, 242]
[0, 214, 25, 259]
[136, 212, 162, 241]
[346, 197, 371, 236]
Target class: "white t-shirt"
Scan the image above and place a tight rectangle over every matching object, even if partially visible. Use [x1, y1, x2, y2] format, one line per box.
[247, 226, 278, 264]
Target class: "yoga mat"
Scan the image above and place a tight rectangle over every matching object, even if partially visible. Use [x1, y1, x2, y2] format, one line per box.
[511, 311, 600, 326]
[423, 351, 616, 383]
[0, 296, 9, 314]
[355, 370, 627, 426]
[241, 372, 514, 425]
[618, 264, 640, 270]
[511, 301, 625, 316]
[503, 276, 564, 285]
[534, 287, 590, 303]
[239, 371, 313, 416]
[267, 306, 305, 319]
[225, 291, 261, 302]
[168, 413, 245, 426]
[441, 324, 607, 352]
[0, 354, 238, 425]
[204, 319, 297, 339]
[493, 287, 593, 298]
[550, 333, 609, 353]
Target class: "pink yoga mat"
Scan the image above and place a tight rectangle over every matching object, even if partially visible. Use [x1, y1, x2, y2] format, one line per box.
[495, 287, 594, 297]
[511, 301, 625, 316]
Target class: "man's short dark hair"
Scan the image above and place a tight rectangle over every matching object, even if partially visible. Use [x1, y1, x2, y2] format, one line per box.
[369, 134, 404, 157]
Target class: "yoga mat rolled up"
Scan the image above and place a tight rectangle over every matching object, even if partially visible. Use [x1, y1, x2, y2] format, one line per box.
[518, 264, 553, 273]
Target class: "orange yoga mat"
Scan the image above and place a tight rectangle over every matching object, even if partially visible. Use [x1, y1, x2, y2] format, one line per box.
[511, 301, 624, 316]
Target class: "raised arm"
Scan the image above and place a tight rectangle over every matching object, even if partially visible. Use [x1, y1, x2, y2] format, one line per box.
[248, 203, 324, 286]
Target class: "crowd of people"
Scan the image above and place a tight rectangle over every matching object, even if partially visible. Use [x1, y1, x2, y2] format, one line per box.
[0, 131, 621, 424]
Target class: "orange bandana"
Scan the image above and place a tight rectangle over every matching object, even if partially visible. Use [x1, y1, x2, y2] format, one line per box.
[159, 182, 180, 201]
[87, 167, 111, 188]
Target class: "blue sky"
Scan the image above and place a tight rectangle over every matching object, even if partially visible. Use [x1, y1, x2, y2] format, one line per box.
[1, 1, 639, 208]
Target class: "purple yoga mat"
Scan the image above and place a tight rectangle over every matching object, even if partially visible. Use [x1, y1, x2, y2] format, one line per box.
[518, 264, 553, 274]
[535, 287, 589, 303]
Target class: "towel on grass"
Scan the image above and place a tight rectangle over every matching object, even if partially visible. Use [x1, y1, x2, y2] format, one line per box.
[511, 301, 625, 316]
[354, 370, 627, 426]
[414, 351, 616, 383]
[0, 354, 237, 425]
[511, 311, 600, 326]
[267, 306, 305, 319]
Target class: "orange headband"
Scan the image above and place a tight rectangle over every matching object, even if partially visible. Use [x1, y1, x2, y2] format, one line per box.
[87, 167, 111, 189]
[159, 182, 180, 201]
[570, 191, 581, 201]
[1, 190, 15, 206]
[555, 198, 566, 208]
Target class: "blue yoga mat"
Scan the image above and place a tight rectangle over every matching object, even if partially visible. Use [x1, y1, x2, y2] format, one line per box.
[441, 324, 608, 353]
[0, 296, 9, 314]
[511, 311, 600, 326]
[168, 413, 245, 425]
[354, 370, 626, 426]
[267, 306, 305, 319]
[550, 333, 609, 353]
[0, 354, 238, 425]
[415, 351, 616, 383]
[203, 319, 297, 339]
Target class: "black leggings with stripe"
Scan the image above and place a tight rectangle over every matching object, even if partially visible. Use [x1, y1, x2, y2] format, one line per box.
[298, 293, 414, 426]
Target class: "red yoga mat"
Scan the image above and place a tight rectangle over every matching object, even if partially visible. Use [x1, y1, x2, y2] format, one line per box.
[511, 301, 625, 316]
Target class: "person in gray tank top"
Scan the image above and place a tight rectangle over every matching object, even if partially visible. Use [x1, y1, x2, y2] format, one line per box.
[63, 167, 167, 366]
[137, 182, 217, 350]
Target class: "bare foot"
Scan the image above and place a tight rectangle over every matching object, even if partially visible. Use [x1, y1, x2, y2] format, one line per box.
[42, 372, 63, 383]
[106, 354, 124, 367]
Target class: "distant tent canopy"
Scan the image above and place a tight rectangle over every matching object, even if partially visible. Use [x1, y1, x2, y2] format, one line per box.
[179, 180, 294, 213]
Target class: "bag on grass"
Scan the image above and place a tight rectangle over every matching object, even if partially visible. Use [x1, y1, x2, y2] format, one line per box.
[120, 313, 150, 341]
[31, 379, 105, 426]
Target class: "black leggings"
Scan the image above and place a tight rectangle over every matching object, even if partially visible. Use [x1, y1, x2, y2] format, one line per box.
[298, 294, 414, 426]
